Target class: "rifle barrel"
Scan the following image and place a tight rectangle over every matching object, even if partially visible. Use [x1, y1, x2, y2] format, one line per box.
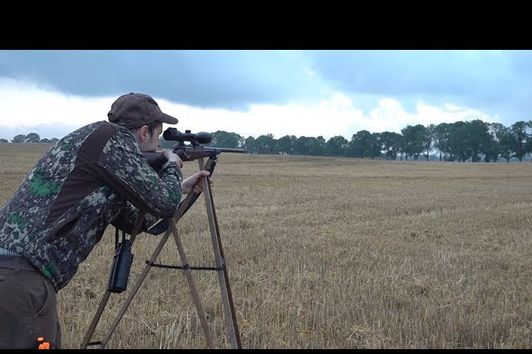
[218, 148, 246, 153]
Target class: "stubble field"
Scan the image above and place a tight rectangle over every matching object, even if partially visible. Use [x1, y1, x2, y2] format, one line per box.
[1, 144, 531, 349]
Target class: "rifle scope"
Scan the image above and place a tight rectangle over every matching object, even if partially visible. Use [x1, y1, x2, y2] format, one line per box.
[163, 128, 212, 145]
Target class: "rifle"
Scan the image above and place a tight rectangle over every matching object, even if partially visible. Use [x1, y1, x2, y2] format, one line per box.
[143, 129, 246, 233]
[143, 128, 246, 172]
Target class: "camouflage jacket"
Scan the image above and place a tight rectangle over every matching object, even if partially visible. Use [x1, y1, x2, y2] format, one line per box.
[0, 121, 182, 290]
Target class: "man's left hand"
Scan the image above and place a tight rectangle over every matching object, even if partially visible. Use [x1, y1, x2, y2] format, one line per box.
[181, 170, 212, 194]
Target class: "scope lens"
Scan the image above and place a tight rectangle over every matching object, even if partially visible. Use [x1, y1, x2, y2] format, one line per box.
[163, 128, 179, 140]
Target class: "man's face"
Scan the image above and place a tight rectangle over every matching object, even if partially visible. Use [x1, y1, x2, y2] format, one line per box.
[137, 123, 163, 152]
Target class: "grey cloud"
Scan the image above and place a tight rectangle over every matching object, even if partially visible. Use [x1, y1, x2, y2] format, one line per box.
[305, 50, 514, 96]
[2, 50, 532, 125]
[304, 50, 532, 123]
[0, 50, 323, 110]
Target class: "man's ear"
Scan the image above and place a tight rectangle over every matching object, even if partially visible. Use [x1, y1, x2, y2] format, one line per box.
[137, 125, 149, 142]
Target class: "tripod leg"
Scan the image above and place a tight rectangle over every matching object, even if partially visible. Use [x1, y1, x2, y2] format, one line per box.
[81, 191, 215, 348]
[198, 158, 242, 349]
[81, 214, 146, 349]
[170, 222, 216, 349]
[99, 226, 173, 348]
[81, 290, 111, 348]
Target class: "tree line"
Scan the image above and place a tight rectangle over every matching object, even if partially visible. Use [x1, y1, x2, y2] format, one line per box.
[7, 119, 532, 163]
[195, 119, 532, 163]
[1, 133, 59, 144]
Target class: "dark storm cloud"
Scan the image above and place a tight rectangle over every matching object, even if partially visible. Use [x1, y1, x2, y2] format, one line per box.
[0, 50, 321, 109]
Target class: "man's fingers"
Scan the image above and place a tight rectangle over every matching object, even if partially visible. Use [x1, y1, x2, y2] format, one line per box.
[198, 171, 212, 182]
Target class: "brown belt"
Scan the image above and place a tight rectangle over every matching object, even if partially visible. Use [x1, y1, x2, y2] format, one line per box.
[0, 255, 40, 272]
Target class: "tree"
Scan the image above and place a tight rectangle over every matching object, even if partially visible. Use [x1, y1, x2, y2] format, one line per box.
[254, 134, 276, 154]
[295, 136, 325, 156]
[12, 134, 26, 143]
[243, 136, 258, 154]
[423, 124, 435, 161]
[485, 123, 507, 162]
[433, 123, 451, 161]
[401, 125, 426, 160]
[467, 120, 491, 162]
[527, 121, 532, 159]
[447, 121, 470, 162]
[347, 130, 380, 159]
[210, 130, 243, 148]
[325, 136, 348, 157]
[25, 132, 41, 143]
[379, 131, 402, 160]
[509, 121, 531, 162]
[275, 135, 297, 155]
[0, 139, 8, 143]
[499, 128, 515, 163]
[310, 136, 326, 156]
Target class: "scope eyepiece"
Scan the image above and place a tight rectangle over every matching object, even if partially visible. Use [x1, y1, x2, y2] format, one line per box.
[163, 128, 212, 145]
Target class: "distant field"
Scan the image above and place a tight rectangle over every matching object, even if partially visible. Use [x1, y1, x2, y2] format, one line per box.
[1, 144, 531, 349]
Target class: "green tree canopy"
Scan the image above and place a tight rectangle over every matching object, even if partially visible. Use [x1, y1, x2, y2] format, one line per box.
[210, 130, 243, 148]
[401, 125, 426, 160]
[12, 134, 26, 143]
[25, 132, 41, 143]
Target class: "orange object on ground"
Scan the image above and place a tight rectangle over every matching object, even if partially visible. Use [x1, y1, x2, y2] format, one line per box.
[36, 336, 51, 349]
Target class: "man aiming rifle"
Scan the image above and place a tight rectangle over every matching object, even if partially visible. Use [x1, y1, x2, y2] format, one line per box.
[0, 92, 211, 349]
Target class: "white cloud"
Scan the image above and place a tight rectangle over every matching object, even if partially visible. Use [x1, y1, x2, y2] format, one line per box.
[0, 78, 113, 130]
[0, 78, 501, 141]
[162, 92, 362, 140]
[345, 97, 498, 136]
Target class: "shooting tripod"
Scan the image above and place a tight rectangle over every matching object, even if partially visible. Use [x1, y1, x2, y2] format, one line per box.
[81, 155, 242, 349]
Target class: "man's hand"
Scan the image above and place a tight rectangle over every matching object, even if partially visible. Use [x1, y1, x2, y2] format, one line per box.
[161, 150, 183, 168]
[181, 170, 212, 194]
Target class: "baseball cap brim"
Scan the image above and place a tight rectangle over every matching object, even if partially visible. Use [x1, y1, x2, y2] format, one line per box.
[159, 113, 178, 125]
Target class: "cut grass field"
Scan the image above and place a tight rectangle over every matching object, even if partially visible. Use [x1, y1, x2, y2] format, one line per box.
[1, 144, 531, 348]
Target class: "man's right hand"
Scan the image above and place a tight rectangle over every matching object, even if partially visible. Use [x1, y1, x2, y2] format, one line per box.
[162, 150, 183, 168]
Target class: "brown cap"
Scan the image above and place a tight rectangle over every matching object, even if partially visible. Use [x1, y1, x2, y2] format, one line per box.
[107, 92, 178, 128]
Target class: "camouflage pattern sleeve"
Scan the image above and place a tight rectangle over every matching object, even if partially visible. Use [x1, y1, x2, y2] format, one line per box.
[96, 129, 182, 219]
[111, 200, 168, 235]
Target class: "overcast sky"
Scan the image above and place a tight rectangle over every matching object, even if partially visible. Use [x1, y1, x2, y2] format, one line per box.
[0, 50, 531, 140]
